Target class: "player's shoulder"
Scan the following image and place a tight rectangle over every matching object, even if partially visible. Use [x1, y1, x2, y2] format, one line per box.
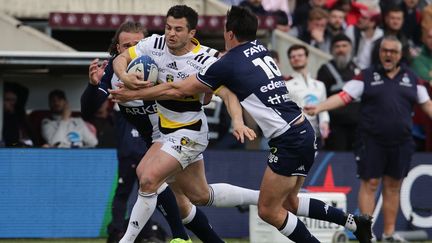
[137, 34, 166, 50]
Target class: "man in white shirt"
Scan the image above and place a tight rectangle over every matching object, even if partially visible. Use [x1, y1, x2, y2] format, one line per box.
[42, 89, 98, 148]
[285, 44, 330, 148]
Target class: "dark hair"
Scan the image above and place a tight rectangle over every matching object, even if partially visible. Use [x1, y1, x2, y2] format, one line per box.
[384, 5, 403, 17]
[287, 44, 309, 57]
[166, 5, 198, 30]
[108, 21, 147, 56]
[269, 50, 280, 61]
[226, 6, 258, 42]
[48, 89, 66, 101]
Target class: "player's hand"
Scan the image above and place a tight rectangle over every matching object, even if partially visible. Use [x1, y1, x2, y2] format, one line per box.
[108, 86, 137, 103]
[88, 58, 108, 85]
[303, 105, 319, 116]
[121, 72, 153, 90]
[232, 123, 256, 143]
[319, 122, 330, 139]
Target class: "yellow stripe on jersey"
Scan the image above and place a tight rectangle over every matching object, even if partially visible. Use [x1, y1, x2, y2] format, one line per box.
[213, 85, 226, 95]
[191, 38, 201, 54]
[159, 112, 201, 129]
[128, 46, 138, 59]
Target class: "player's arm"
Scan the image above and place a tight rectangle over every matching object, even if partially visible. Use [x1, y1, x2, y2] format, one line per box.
[216, 86, 256, 143]
[304, 80, 363, 116]
[113, 48, 150, 90]
[417, 84, 432, 119]
[109, 74, 212, 102]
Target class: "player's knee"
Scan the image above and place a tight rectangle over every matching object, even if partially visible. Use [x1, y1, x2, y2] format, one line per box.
[364, 178, 380, 191]
[283, 195, 298, 213]
[257, 204, 275, 225]
[138, 176, 160, 193]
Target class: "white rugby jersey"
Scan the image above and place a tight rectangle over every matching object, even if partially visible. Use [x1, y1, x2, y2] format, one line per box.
[284, 72, 329, 137]
[129, 34, 219, 134]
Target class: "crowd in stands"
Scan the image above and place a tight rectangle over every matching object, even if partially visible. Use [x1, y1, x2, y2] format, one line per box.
[3, 0, 432, 152]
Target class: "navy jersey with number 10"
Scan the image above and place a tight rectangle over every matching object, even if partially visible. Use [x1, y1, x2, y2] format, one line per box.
[197, 40, 302, 139]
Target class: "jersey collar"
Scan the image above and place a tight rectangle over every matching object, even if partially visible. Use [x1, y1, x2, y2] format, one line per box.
[191, 38, 201, 54]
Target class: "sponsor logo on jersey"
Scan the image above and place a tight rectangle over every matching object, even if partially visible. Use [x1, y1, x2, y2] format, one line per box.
[187, 59, 203, 71]
[151, 50, 163, 57]
[399, 73, 413, 87]
[166, 74, 174, 83]
[124, 104, 158, 115]
[371, 72, 384, 86]
[177, 71, 189, 80]
[260, 80, 286, 93]
[166, 61, 178, 70]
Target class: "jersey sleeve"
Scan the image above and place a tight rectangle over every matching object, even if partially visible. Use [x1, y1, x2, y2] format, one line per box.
[196, 57, 229, 91]
[342, 73, 364, 100]
[128, 34, 157, 59]
[80, 58, 114, 120]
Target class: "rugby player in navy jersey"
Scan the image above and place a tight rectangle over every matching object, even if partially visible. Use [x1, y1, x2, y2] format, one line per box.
[305, 35, 432, 242]
[110, 5, 374, 243]
[109, 5, 261, 243]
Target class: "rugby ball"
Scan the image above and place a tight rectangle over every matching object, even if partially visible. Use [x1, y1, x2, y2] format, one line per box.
[127, 55, 159, 85]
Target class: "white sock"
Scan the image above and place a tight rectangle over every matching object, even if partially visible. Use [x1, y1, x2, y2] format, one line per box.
[182, 204, 197, 224]
[207, 183, 259, 207]
[119, 191, 158, 243]
[279, 212, 298, 236]
[296, 196, 310, 216]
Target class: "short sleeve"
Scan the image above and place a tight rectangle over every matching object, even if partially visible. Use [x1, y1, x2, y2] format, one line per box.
[196, 58, 227, 91]
[128, 35, 156, 59]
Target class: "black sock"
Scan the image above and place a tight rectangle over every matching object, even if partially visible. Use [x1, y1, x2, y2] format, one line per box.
[308, 198, 346, 226]
[184, 206, 224, 243]
[279, 212, 320, 243]
[156, 187, 189, 240]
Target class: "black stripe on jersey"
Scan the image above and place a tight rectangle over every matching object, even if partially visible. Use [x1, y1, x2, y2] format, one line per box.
[202, 56, 210, 64]
[153, 38, 159, 49]
[159, 119, 202, 134]
[158, 100, 202, 112]
[160, 38, 166, 49]
[153, 36, 165, 50]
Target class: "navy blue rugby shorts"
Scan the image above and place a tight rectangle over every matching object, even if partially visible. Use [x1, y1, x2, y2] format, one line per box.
[355, 134, 415, 180]
[267, 119, 316, 177]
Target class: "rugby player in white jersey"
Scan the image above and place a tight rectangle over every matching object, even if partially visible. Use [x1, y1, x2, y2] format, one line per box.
[111, 5, 259, 243]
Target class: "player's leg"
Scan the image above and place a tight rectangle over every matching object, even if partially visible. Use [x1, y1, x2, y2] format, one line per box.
[170, 182, 224, 243]
[107, 156, 139, 243]
[381, 176, 403, 236]
[258, 166, 319, 242]
[120, 143, 183, 243]
[176, 159, 259, 207]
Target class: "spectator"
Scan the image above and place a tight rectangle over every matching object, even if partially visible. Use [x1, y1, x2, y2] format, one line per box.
[345, 6, 383, 69]
[371, 5, 412, 66]
[317, 34, 361, 151]
[285, 44, 330, 148]
[42, 89, 98, 148]
[411, 27, 432, 151]
[305, 35, 432, 242]
[292, 0, 327, 28]
[239, 0, 268, 15]
[400, 0, 422, 48]
[327, 6, 347, 38]
[2, 82, 34, 147]
[289, 7, 333, 52]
